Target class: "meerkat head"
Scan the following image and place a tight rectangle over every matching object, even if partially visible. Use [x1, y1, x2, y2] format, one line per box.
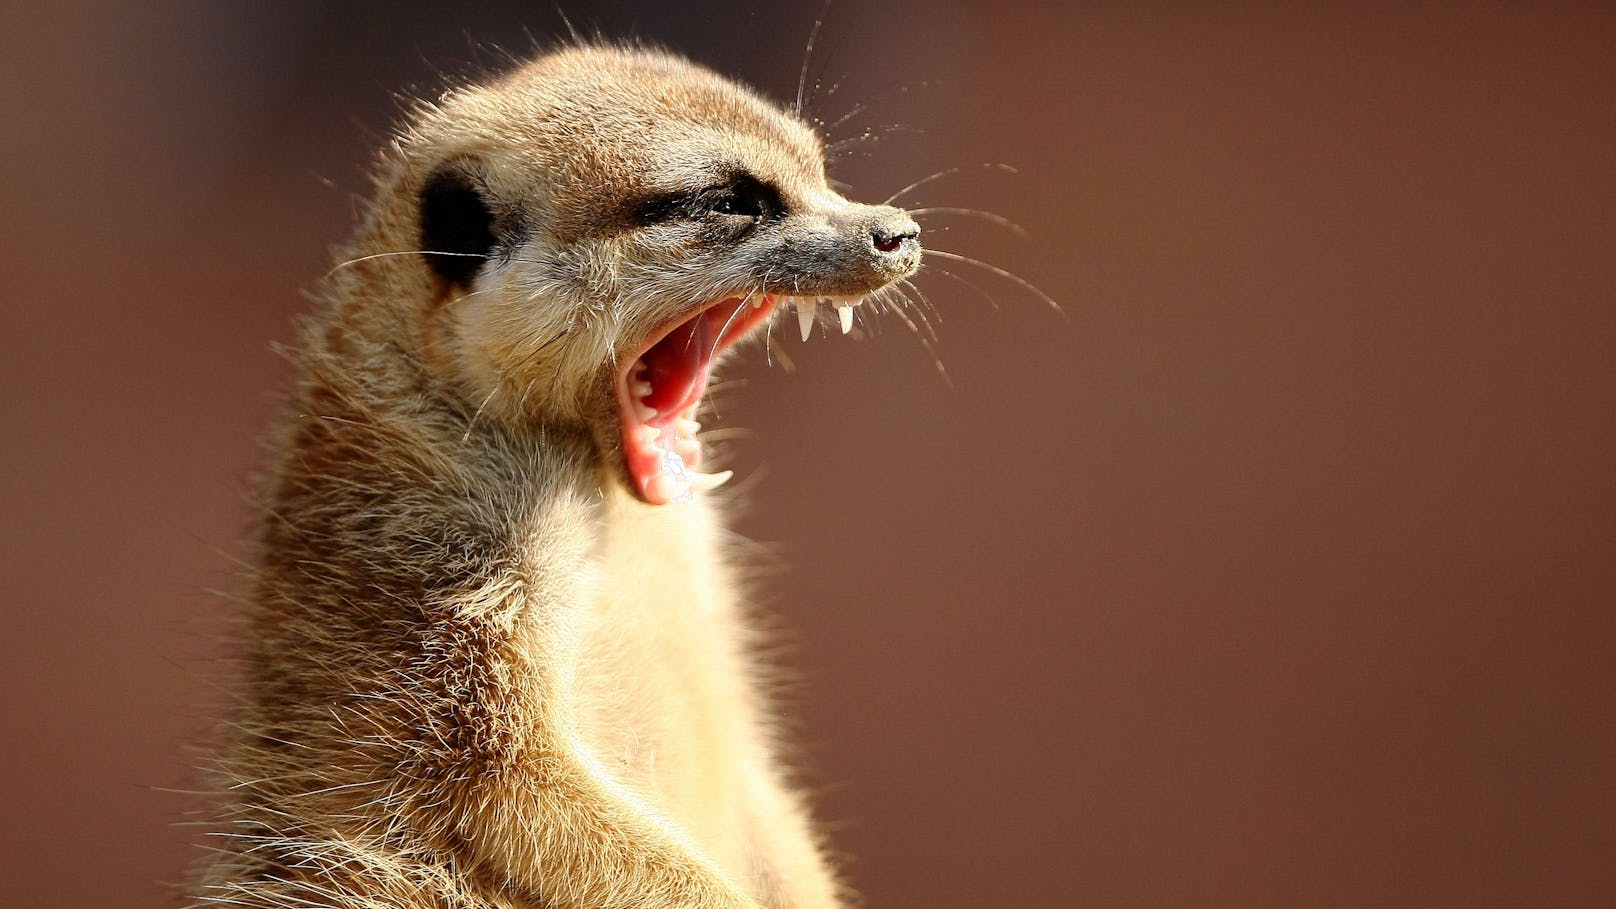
[368, 45, 920, 504]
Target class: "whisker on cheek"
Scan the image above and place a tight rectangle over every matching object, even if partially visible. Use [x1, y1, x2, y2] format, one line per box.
[907, 207, 1029, 238]
[879, 283, 950, 383]
[925, 248, 1063, 317]
[897, 278, 943, 343]
[881, 162, 1020, 207]
[923, 263, 1001, 311]
[325, 249, 490, 277]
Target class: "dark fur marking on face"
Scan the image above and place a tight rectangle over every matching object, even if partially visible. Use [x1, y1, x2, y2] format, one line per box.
[420, 166, 496, 288]
[709, 174, 783, 220]
[630, 171, 785, 229]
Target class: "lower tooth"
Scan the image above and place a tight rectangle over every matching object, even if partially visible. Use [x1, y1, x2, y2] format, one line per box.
[687, 470, 733, 492]
[649, 423, 693, 503]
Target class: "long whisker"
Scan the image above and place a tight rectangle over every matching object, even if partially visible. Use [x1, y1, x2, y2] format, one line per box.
[826, 124, 926, 152]
[796, 1, 831, 117]
[924, 264, 1001, 311]
[806, 30, 852, 120]
[444, 287, 498, 308]
[765, 297, 776, 368]
[883, 162, 1019, 207]
[693, 427, 756, 444]
[709, 290, 758, 361]
[883, 168, 958, 207]
[325, 250, 486, 276]
[897, 278, 944, 342]
[881, 285, 949, 383]
[823, 80, 942, 135]
[925, 248, 1063, 317]
[892, 281, 940, 345]
[872, 285, 919, 340]
[908, 207, 1029, 238]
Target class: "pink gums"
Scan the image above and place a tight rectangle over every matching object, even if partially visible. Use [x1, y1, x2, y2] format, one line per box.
[616, 296, 775, 504]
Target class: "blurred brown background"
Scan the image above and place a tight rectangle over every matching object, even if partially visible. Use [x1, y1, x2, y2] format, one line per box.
[3, 2, 1613, 906]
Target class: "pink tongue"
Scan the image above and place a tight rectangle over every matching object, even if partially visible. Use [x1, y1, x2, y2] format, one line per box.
[640, 311, 714, 422]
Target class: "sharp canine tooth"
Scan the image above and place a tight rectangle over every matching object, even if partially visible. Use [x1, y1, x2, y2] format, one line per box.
[677, 418, 700, 436]
[838, 304, 854, 334]
[798, 298, 817, 341]
[632, 381, 652, 397]
[687, 470, 734, 492]
[635, 403, 657, 422]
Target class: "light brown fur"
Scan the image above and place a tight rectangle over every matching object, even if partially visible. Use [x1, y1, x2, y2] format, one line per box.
[189, 45, 920, 909]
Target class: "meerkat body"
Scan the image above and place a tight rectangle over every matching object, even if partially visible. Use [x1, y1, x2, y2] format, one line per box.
[191, 46, 921, 909]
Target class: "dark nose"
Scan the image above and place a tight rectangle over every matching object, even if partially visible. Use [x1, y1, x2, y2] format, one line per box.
[870, 213, 921, 255]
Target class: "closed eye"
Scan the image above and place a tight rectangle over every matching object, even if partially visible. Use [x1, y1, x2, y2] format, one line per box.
[707, 175, 780, 220]
[633, 173, 783, 226]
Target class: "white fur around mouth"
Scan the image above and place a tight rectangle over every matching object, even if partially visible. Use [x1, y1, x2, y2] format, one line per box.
[617, 293, 868, 505]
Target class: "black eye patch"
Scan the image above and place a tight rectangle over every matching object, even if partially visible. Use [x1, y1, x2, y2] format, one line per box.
[632, 172, 784, 226]
[633, 190, 696, 226]
[419, 166, 496, 288]
[708, 174, 781, 219]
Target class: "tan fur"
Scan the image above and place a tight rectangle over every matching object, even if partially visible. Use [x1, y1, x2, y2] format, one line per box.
[189, 45, 920, 909]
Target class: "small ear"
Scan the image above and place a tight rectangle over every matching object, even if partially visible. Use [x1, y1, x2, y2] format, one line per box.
[419, 164, 496, 288]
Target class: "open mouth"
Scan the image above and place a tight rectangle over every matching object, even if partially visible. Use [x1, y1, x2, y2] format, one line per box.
[615, 293, 865, 505]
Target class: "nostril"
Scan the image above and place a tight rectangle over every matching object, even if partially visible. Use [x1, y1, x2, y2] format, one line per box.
[871, 221, 920, 254]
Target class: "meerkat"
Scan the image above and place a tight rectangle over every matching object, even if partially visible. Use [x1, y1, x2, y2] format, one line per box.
[188, 44, 922, 909]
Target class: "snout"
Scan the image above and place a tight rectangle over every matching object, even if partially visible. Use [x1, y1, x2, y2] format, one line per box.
[848, 204, 922, 280]
[772, 201, 922, 295]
